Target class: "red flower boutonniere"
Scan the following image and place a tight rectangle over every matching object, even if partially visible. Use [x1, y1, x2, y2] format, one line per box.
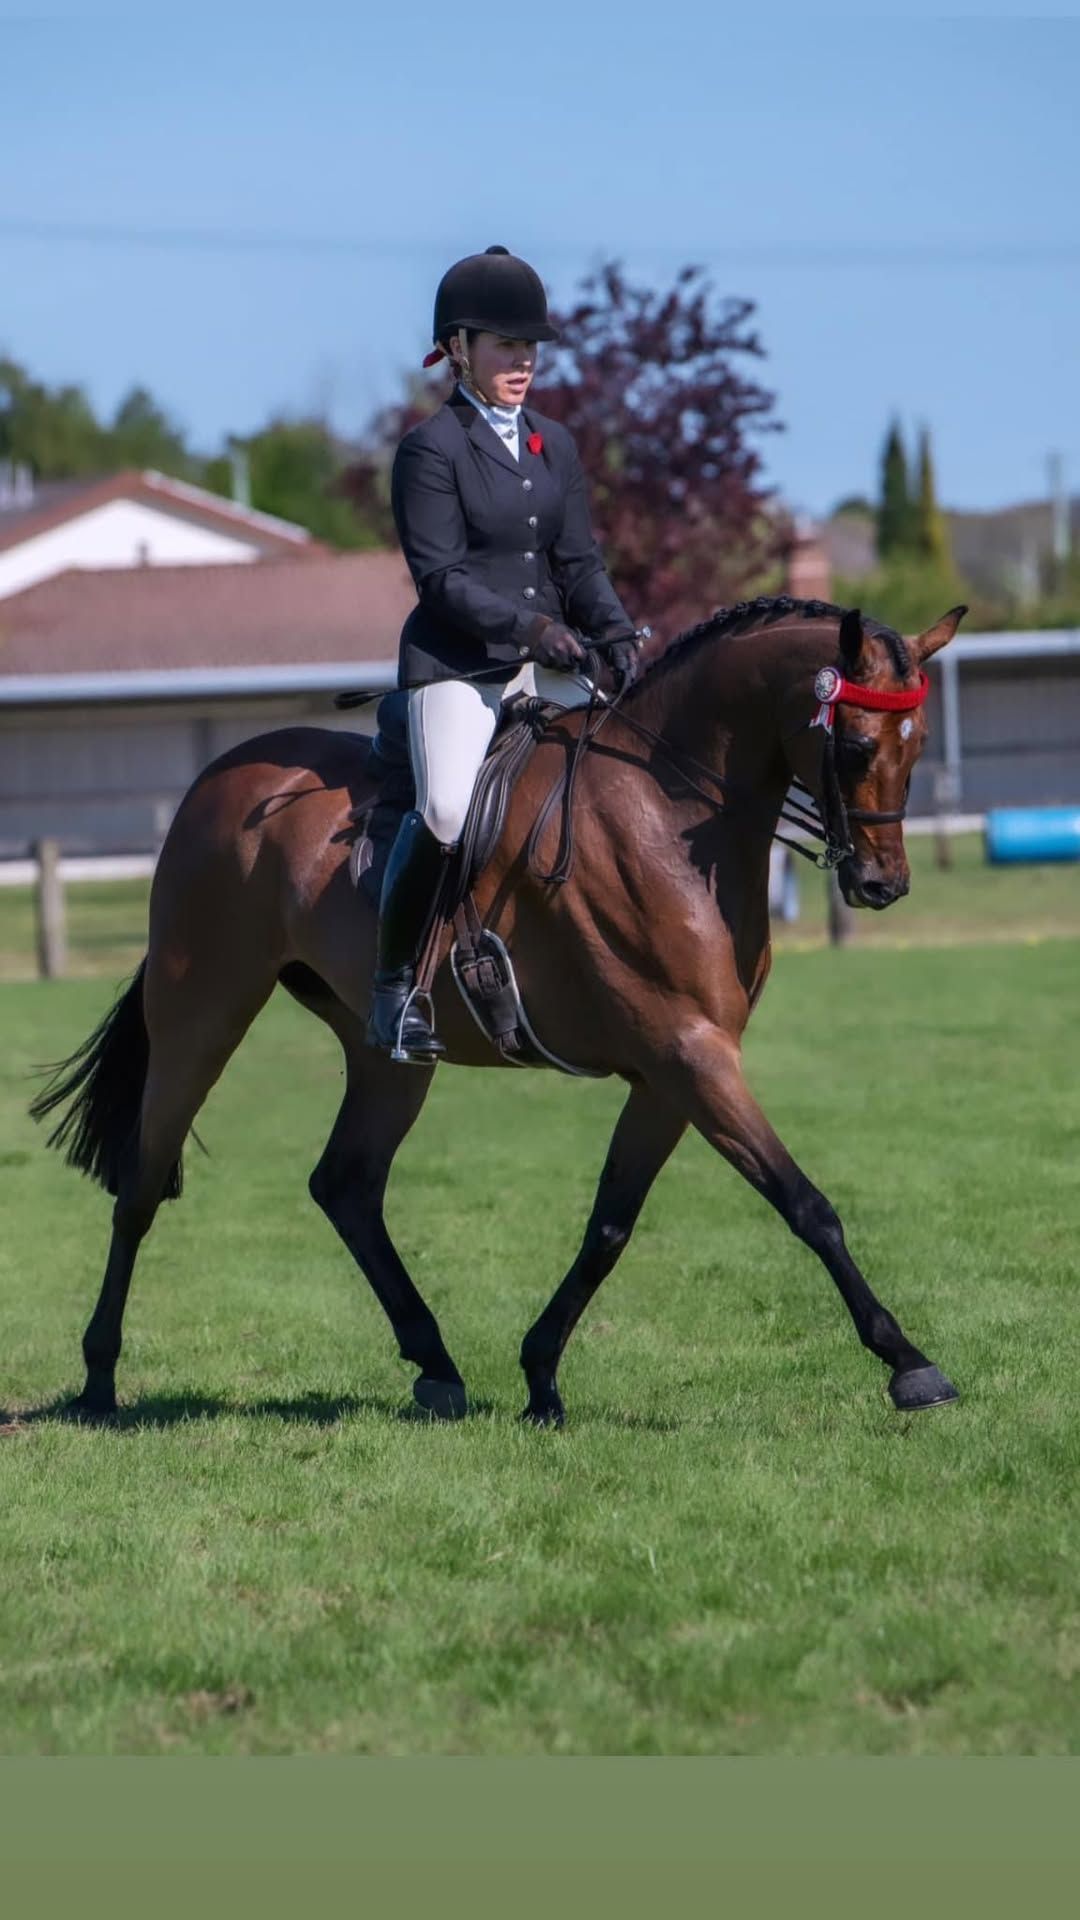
[527, 432, 543, 456]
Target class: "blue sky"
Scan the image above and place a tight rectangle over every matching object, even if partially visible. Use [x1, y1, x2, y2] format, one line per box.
[3, 7, 1078, 516]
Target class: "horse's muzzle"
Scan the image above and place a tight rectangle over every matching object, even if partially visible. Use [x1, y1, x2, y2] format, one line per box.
[838, 859, 910, 911]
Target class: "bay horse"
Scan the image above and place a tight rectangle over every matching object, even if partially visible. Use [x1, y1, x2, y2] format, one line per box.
[31, 597, 966, 1427]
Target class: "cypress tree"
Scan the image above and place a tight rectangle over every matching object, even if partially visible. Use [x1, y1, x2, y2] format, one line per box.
[915, 424, 950, 565]
[877, 418, 911, 559]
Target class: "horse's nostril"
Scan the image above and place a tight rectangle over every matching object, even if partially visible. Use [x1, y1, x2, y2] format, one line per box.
[855, 874, 895, 909]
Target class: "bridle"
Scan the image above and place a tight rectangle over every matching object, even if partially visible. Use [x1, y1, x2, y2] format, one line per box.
[527, 654, 932, 884]
[786, 664, 931, 867]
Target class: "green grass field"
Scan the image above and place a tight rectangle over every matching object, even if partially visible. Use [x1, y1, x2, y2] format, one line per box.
[1, 911, 1077, 1753]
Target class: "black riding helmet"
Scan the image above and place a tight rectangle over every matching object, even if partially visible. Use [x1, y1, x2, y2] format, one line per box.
[430, 244, 557, 350]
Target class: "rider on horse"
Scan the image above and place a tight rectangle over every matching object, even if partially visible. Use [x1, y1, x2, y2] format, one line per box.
[366, 244, 643, 1064]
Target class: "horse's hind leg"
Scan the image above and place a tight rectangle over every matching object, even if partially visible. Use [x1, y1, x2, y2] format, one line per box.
[520, 1084, 687, 1426]
[76, 972, 276, 1419]
[308, 1035, 467, 1420]
[655, 1033, 957, 1411]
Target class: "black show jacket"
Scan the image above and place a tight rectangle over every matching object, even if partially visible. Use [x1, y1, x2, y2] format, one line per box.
[391, 386, 633, 687]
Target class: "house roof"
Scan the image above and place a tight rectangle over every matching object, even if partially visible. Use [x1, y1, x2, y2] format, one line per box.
[0, 550, 414, 681]
[0, 468, 328, 557]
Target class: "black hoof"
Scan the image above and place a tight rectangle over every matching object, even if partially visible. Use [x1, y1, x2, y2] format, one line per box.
[64, 1392, 118, 1427]
[412, 1377, 468, 1422]
[889, 1364, 959, 1412]
[520, 1395, 565, 1429]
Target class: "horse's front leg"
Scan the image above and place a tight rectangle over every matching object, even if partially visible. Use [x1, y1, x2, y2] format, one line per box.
[520, 1084, 686, 1426]
[654, 1027, 957, 1411]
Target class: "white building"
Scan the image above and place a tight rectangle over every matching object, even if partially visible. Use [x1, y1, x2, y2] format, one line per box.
[0, 549, 414, 855]
[0, 466, 323, 600]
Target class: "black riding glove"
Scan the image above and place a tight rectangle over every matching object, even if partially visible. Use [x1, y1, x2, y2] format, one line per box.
[529, 619, 587, 672]
[606, 635, 643, 689]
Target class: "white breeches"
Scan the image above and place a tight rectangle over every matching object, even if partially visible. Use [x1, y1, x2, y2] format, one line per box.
[407, 661, 594, 847]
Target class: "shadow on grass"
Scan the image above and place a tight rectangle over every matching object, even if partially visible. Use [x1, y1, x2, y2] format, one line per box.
[4, 1387, 497, 1432]
[2, 1388, 680, 1434]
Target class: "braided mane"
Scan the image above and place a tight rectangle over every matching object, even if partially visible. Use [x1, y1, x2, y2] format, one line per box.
[641, 595, 912, 683]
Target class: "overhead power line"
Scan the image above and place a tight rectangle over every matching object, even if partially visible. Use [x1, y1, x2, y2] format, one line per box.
[1, 217, 1079, 269]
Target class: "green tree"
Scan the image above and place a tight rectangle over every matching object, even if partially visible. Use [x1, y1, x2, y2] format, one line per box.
[216, 418, 381, 549]
[109, 386, 193, 477]
[833, 558, 979, 635]
[0, 356, 104, 476]
[0, 358, 196, 482]
[877, 417, 912, 559]
[915, 425, 950, 565]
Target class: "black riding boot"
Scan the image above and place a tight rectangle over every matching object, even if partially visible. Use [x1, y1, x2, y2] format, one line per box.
[366, 810, 449, 1062]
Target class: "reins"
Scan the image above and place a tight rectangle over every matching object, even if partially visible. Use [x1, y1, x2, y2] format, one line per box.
[527, 656, 931, 885]
[334, 633, 931, 884]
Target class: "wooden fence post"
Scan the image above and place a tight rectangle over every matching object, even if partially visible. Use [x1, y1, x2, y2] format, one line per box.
[827, 869, 854, 947]
[33, 838, 67, 979]
[933, 767, 959, 871]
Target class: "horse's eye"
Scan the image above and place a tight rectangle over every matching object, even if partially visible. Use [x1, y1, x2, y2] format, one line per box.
[836, 734, 875, 775]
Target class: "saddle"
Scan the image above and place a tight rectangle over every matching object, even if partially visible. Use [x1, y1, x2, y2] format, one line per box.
[346, 691, 603, 1076]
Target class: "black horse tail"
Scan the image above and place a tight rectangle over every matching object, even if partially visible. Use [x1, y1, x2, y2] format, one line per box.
[29, 961, 183, 1200]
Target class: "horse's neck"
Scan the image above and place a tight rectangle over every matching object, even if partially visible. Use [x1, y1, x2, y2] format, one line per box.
[634, 622, 809, 792]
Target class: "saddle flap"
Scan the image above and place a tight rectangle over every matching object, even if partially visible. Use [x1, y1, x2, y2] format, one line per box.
[452, 699, 546, 894]
[350, 695, 552, 916]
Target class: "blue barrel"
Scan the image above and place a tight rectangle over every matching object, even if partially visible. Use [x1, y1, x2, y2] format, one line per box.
[985, 807, 1080, 864]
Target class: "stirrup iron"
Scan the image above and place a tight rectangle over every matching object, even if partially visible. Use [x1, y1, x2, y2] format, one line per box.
[391, 984, 440, 1065]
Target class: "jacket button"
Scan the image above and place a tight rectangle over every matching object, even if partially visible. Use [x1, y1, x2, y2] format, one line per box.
[522, 586, 536, 599]
[518, 644, 529, 657]
[522, 478, 533, 492]
[522, 550, 535, 562]
[527, 514, 538, 528]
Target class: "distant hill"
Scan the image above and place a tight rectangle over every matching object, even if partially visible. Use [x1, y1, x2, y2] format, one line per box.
[947, 497, 1080, 600]
[825, 497, 1080, 601]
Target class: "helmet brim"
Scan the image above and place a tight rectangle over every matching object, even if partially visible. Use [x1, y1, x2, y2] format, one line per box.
[438, 319, 559, 345]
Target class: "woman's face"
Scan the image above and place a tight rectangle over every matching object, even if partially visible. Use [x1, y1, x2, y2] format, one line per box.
[452, 330, 537, 407]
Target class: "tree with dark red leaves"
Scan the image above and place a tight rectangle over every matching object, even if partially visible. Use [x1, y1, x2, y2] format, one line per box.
[341, 262, 784, 635]
[534, 263, 783, 635]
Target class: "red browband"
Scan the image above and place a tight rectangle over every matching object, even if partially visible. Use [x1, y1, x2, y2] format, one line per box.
[811, 667, 929, 732]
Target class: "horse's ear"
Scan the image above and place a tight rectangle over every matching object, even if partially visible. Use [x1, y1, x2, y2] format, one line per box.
[838, 607, 864, 672]
[911, 605, 968, 663]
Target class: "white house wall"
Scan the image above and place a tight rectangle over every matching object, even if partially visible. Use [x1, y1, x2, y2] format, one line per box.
[0, 499, 261, 599]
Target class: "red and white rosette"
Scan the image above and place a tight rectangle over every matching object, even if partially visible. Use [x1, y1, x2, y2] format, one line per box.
[811, 666, 843, 731]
